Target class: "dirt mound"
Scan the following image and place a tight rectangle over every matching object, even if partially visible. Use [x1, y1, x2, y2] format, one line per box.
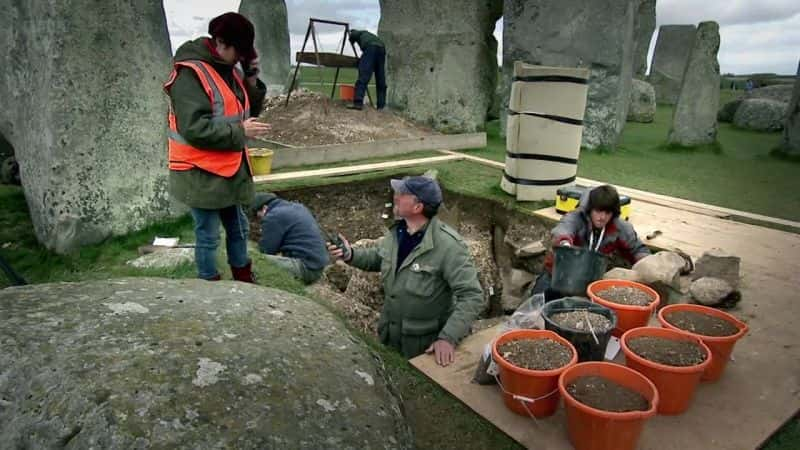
[257, 89, 433, 146]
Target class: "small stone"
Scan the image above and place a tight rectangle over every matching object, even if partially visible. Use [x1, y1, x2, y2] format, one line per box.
[603, 268, 643, 283]
[691, 248, 741, 288]
[633, 251, 687, 289]
[690, 277, 734, 306]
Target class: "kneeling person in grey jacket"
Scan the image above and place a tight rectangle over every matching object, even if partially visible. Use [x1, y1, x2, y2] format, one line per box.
[252, 193, 329, 284]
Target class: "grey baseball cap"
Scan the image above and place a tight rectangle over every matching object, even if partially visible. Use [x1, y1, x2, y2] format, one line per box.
[251, 192, 278, 212]
[390, 176, 443, 207]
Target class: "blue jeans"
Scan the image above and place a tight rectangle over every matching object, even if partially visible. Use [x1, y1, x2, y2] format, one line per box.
[263, 254, 323, 285]
[355, 45, 386, 108]
[190, 205, 249, 279]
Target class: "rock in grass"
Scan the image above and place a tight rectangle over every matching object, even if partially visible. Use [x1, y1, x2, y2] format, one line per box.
[0, 278, 412, 449]
[733, 98, 787, 132]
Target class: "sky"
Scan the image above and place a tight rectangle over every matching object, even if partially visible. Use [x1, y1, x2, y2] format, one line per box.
[163, 0, 800, 76]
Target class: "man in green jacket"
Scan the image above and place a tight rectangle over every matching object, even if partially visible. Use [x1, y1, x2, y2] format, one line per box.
[347, 30, 386, 110]
[328, 177, 484, 366]
[166, 12, 270, 282]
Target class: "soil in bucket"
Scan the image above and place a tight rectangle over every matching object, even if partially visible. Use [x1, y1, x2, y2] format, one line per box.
[550, 311, 613, 333]
[492, 330, 578, 417]
[496, 338, 573, 371]
[542, 297, 617, 362]
[627, 336, 707, 367]
[595, 286, 655, 306]
[663, 310, 739, 337]
[566, 375, 650, 413]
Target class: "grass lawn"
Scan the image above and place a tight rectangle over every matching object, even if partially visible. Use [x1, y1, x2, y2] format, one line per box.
[464, 107, 798, 222]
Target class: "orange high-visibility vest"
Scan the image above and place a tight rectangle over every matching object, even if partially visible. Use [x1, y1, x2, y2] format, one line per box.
[163, 60, 252, 177]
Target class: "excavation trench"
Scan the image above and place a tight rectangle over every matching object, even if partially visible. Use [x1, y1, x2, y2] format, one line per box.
[251, 176, 558, 335]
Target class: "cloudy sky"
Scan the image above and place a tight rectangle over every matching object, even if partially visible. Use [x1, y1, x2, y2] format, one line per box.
[163, 0, 800, 75]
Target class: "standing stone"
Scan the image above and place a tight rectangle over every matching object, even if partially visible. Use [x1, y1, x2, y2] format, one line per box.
[668, 21, 720, 147]
[648, 25, 696, 104]
[378, 0, 502, 133]
[627, 78, 656, 122]
[239, 0, 291, 95]
[633, 0, 657, 78]
[782, 61, 800, 155]
[0, 1, 180, 254]
[501, 0, 637, 150]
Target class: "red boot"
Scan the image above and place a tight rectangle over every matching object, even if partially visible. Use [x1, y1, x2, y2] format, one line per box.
[231, 260, 256, 283]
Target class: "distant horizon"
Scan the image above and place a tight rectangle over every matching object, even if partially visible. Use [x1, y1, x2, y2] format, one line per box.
[164, 0, 800, 76]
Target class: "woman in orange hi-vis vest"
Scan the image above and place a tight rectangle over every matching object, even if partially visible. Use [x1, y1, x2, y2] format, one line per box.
[164, 12, 270, 282]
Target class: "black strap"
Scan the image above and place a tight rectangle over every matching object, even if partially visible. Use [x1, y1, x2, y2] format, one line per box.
[503, 171, 576, 186]
[513, 75, 588, 85]
[505, 151, 578, 165]
[508, 110, 583, 126]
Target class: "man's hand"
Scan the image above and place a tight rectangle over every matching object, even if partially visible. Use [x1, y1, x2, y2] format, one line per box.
[244, 57, 260, 86]
[326, 234, 353, 262]
[426, 339, 455, 367]
[243, 118, 271, 138]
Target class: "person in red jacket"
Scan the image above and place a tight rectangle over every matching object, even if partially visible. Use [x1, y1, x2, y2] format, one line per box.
[532, 185, 651, 299]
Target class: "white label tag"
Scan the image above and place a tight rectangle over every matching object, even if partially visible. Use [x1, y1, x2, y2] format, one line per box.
[152, 236, 179, 247]
[487, 360, 499, 376]
[604, 336, 621, 360]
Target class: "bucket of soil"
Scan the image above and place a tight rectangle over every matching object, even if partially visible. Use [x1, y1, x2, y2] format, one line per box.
[658, 304, 748, 382]
[491, 329, 577, 417]
[558, 362, 658, 450]
[621, 327, 711, 415]
[542, 297, 617, 362]
[587, 279, 660, 337]
[551, 246, 608, 296]
[249, 148, 274, 176]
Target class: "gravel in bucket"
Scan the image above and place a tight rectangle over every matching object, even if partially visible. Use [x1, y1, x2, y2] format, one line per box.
[550, 310, 613, 332]
[628, 336, 707, 367]
[567, 375, 649, 412]
[497, 338, 572, 371]
[596, 286, 655, 306]
[664, 310, 739, 337]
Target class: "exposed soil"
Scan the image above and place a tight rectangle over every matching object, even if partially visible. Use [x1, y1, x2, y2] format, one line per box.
[251, 177, 552, 338]
[549, 310, 613, 333]
[256, 89, 432, 146]
[627, 336, 708, 367]
[496, 338, 573, 371]
[664, 310, 740, 337]
[596, 286, 655, 306]
[566, 375, 650, 413]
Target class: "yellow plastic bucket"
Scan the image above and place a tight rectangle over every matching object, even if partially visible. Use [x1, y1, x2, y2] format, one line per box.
[249, 148, 274, 176]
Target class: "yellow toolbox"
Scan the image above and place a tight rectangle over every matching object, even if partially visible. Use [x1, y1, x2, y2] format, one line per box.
[555, 186, 631, 220]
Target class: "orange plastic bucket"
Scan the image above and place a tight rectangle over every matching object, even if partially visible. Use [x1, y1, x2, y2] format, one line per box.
[559, 362, 659, 450]
[587, 279, 660, 337]
[339, 84, 355, 101]
[492, 329, 578, 417]
[621, 327, 712, 414]
[658, 304, 748, 382]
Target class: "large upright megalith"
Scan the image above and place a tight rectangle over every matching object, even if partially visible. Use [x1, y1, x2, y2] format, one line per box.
[239, 0, 291, 93]
[668, 21, 721, 146]
[648, 25, 696, 104]
[633, 0, 657, 77]
[502, 0, 637, 149]
[378, 0, 503, 133]
[781, 61, 800, 155]
[0, 0, 180, 254]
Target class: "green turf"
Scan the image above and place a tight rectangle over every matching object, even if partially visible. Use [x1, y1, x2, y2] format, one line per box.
[463, 107, 798, 222]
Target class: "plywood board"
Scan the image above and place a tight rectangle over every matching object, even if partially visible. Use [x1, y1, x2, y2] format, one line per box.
[252, 154, 463, 183]
[271, 133, 486, 169]
[413, 186, 800, 449]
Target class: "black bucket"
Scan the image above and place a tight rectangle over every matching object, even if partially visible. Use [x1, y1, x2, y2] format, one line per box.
[551, 246, 607, 296]
[542, 297, 617, 362]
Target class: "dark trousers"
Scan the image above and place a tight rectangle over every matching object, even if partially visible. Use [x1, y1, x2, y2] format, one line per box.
[355, 45, 386, 108]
